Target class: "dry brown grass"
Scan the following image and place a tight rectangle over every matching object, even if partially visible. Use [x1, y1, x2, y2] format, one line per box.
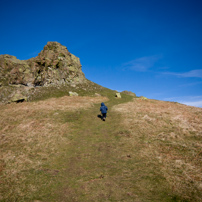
[113, 98, 202, 201]
[1, 95, 202, 201]
[0, 96, 108, 201]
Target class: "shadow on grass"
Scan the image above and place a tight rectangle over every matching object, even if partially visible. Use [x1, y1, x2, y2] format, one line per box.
[97, 114, 102, 119]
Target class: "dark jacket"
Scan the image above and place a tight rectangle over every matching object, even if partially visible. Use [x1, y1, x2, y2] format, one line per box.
[100, 102, 108, 114]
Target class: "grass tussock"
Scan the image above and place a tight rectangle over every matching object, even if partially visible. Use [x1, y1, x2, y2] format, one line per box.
[113, 98, 202, 201]
[0, 96, 108, 201]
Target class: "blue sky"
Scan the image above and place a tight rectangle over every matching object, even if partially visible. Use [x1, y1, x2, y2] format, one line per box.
[1, 0, 202, 107]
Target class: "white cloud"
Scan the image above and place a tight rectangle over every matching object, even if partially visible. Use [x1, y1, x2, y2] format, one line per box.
[122, 55, 160, 72]
[179, 81, 202, 87]
[181, 69, 202, 78]
[181, 100, 202, 108]
[163, 69, 202, 79]
[164, 96, 202, 108]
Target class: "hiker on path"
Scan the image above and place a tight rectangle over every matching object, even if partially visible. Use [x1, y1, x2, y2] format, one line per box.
[100, 102, 108, 121]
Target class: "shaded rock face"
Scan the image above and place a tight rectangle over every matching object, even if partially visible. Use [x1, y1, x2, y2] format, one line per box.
[0, 42, 86, 88]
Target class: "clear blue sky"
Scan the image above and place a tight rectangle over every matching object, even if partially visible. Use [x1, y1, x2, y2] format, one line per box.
[1, 0, 202, 107]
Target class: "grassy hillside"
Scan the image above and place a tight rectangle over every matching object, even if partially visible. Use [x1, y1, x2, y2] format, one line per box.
[113, 98, 202, 201]
[1, 91, 202, 201]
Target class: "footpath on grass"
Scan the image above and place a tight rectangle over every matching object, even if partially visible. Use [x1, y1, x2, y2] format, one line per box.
[48, 96, 177, 201]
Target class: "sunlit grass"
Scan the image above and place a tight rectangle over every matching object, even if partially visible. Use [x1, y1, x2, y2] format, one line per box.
[113, 98, 202, 201]
[1, 94, 202, 201]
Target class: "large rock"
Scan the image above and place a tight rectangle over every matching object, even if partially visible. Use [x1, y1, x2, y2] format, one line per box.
[140, 96, 148, 100]
[115, 93, 121, 98]
[0, 42, 87, 103]
[95, 93, 101, 97]
[69, 91, 78, 96]
[10, 93, 28, 103]
[0, 42, 86, 88]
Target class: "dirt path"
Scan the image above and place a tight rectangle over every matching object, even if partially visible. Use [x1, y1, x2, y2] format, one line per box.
[53, 100, 175, 202]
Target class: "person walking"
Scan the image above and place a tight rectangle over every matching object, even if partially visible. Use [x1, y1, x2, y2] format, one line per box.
[100, 102, 108, 121]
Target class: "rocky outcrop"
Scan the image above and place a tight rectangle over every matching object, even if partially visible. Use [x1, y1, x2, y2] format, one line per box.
[121, 90, 136, 97]
[0, 42, 86, 88]
[0, 42, 87, 103]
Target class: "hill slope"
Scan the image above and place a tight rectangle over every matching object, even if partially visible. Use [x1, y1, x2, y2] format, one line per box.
[1, 94, 202, 201]
[113, 98, 202, 201]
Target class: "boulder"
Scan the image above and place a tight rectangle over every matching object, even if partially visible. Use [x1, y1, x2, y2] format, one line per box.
[140, 96, 148, 100]
[10, 93, 27, 103]
[115, 93, 121, 98]
[95, 93, 101, 97]
[69, 91, 78, 96]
